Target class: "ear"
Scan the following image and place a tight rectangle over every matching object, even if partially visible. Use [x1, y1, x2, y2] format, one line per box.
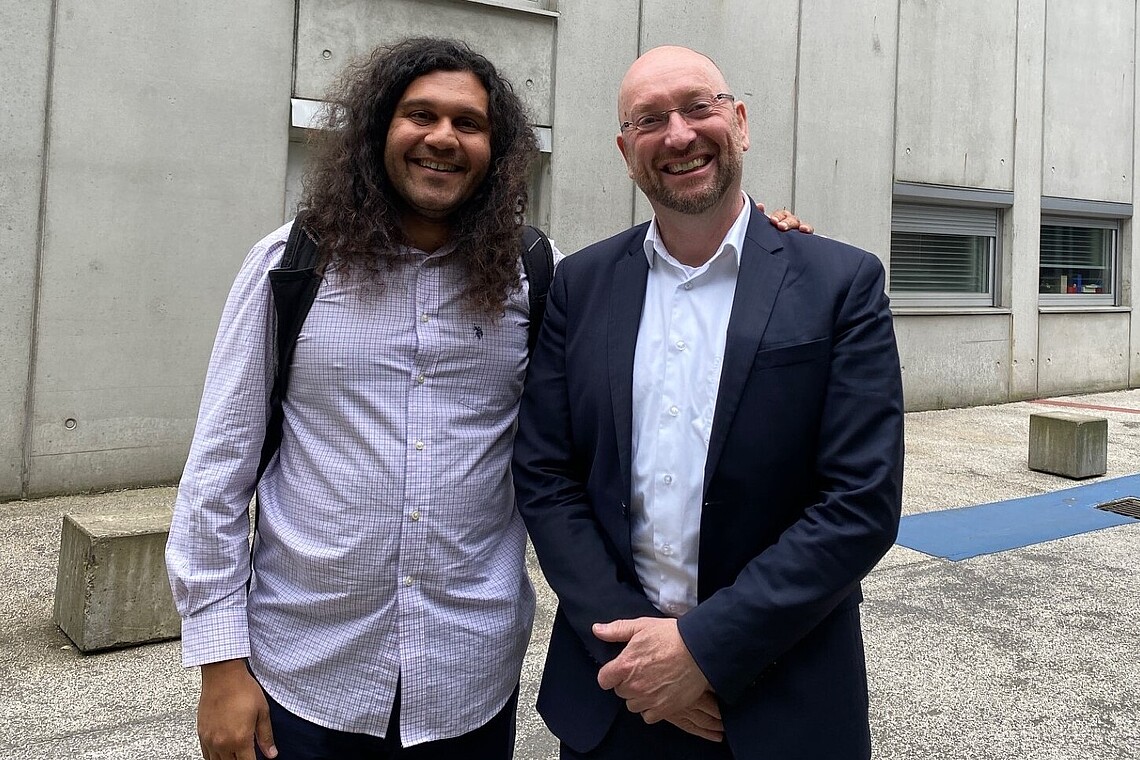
[616, 133, 635, 179]
[735, 100, 750, 152]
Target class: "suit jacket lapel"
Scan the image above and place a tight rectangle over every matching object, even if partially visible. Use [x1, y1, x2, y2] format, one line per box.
[703, 213, 788, 494]
[610, 237, 650, 503]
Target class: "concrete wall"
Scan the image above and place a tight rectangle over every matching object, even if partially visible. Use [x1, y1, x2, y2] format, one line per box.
[1038, 312, 1131, 395]
[895, 314, 1012, 410]
[296, 0, 556, 125]
[16, 1, 293, 497]
[4, 0, 1138, 496]
[895, 0, 1018, 190]
[1042, 0, 1135, 203]
[0, 3, 54, 500]
[794, 0, 898, 257]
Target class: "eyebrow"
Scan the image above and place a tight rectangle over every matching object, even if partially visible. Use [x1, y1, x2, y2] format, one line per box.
[398, 98, 489, 120]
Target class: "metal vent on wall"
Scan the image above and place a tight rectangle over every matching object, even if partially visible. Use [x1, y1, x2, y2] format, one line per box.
[1095, 497, 1140, 520]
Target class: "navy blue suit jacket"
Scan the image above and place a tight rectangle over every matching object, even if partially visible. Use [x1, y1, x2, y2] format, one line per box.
[513, 208, 904, 759]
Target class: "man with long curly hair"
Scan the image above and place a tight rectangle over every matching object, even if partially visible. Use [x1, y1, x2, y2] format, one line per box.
[167, 37, 808, 760]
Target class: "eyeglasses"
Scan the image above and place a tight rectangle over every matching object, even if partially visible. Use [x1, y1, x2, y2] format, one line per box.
[620, 93, 735, 134]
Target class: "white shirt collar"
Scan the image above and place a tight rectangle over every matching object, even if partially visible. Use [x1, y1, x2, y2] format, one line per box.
[642, 192, 752, 271]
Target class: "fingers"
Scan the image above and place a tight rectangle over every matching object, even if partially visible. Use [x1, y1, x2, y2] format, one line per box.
[754, 200, 767, 213]
[255, 703, 279, 759]
[597, 658, 626, 690]
[664, 714, 725, 743]
[592, 618, 641, 643]
[691, 689, 721, 720]
[197, 661, 271, 760]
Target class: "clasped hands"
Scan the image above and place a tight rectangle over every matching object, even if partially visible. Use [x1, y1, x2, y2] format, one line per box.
[593, 617, 724, 743]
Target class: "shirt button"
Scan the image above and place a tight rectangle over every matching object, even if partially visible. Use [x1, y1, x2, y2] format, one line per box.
[663, 474, 673, 485]
[416, 374, 425, 385]
[683, 282, 693, 290]
[414, 440, 425, 451]
[420, 313, 430, 323]
[410, 510, 421, 521]
[662, 544, 674, 556]
[403, 575, 414, 586]
[669, 405, 679, 417]
[676, 340, 686, 351]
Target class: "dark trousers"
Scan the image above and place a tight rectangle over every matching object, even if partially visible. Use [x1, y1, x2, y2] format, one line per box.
[560, 707, 735, 760]
[256, 685, 518, 760]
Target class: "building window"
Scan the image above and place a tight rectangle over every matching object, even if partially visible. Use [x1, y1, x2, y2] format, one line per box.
[889, 203, 999, 307]
[1038, 216, 1118, 304]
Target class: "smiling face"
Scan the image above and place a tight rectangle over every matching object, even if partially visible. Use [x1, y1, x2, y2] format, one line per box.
[616, 47, 748, 216]
[383, 69, 492, 236]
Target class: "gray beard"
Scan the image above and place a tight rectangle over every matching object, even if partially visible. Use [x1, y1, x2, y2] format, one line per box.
[637, 150, 743, 215]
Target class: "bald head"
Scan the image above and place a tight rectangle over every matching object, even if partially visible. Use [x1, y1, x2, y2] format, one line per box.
[618, 46, 730, 124]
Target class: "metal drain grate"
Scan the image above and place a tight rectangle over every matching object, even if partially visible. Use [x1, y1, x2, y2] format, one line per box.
[1095, 497, 1140, 520]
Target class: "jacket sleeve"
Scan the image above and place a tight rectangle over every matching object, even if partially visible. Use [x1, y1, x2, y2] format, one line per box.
[164, 229, 286, 667]
[513, 264, 664, 665]
[677, 251, 904, 703]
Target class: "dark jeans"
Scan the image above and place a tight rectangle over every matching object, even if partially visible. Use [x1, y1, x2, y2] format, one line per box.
[256, 684, 519, 760]
[560, 706, 735, 760]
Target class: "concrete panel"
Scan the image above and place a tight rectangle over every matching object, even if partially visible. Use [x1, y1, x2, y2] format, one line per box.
[26, 0, 294, 496]
[794, 0, 898, 257]
[0, 3, 53, 499]
[638, 0, 799, 221]
[1038, 312, 1130, 396]
[548, 0, 640, 252]
[1042, 0, 1135, 203]
[1133, 16, 1140, 388]
[1009, 0, 1047, 400]
[296, 0, 556, 125]
[895, 0, 1017, 190]
[894, 314, 1012, 410]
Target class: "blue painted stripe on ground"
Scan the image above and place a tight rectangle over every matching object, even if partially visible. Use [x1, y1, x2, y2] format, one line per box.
[896, 472, 1140, 561]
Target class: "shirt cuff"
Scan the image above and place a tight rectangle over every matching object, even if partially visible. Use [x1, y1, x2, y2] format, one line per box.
[179, 604, 251, 668]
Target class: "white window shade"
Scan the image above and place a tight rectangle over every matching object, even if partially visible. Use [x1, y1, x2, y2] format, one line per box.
[889, 203, 998, 306]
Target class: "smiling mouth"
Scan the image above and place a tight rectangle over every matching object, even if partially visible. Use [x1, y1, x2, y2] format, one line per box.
[663, 156, 710, 175]
[413, 158, 463, 173]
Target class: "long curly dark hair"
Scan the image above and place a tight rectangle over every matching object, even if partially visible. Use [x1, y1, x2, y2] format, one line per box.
[300, 38, 538, 318]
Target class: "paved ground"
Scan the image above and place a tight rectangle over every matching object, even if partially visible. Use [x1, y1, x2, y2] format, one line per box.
[2, 389, 1138, 759]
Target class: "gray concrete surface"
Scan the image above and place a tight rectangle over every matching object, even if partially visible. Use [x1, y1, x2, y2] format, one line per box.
[2, 389, 1139, 759]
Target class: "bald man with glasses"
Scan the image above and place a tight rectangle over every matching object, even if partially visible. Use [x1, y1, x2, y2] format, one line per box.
[514, 45, 904, 760]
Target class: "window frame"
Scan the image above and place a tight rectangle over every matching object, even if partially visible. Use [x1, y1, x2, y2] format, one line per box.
[888, 198, 1003, 308]
[1037, 196, 1131, 308]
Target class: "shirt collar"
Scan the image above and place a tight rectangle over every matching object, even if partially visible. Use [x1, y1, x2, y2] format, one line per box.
[642, 192, 752, 270]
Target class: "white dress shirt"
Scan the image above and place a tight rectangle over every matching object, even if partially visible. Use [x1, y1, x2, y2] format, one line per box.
[166, 220, 547, 745]
[630, 197, 750, 616]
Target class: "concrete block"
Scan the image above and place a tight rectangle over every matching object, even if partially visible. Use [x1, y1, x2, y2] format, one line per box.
[53, 511, 180, 652]
[1028, 412, 1108, 479]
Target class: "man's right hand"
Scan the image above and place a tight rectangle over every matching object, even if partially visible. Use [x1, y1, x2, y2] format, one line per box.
[198, 659, 278, 760]
[663, 689, 724, 743]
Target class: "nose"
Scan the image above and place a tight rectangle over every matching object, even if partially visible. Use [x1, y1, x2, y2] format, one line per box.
[424, 119, 460, 149]
[661, 110, 697, 150]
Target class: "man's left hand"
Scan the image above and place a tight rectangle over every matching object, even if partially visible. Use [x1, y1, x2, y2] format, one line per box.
[756, 201, 814, 234]
[593, 617, 711, 723]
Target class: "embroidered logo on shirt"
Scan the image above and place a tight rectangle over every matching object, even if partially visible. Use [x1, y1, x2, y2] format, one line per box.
[473, 325, 483, 340]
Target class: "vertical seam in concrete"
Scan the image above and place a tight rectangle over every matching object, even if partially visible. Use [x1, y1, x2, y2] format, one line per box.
[887, 0, 903, 291]
[1036, 0, 1049, 387]
[790, 0, 803, 207]
[630, 0, 644, 227]
[22, 0, 62, 498]
[291, 0, 300, 97]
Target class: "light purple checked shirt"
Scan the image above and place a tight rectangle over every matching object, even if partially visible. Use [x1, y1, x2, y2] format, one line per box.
[166, 220, 546, 745]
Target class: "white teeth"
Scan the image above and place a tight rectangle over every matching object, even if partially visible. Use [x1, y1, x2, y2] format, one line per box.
[666, 156, 709, 174]
[417, 160, 460, 172]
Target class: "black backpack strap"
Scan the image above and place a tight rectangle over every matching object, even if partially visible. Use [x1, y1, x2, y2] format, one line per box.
[521, 225, 554, 358]
[257, 212, 322, 482]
